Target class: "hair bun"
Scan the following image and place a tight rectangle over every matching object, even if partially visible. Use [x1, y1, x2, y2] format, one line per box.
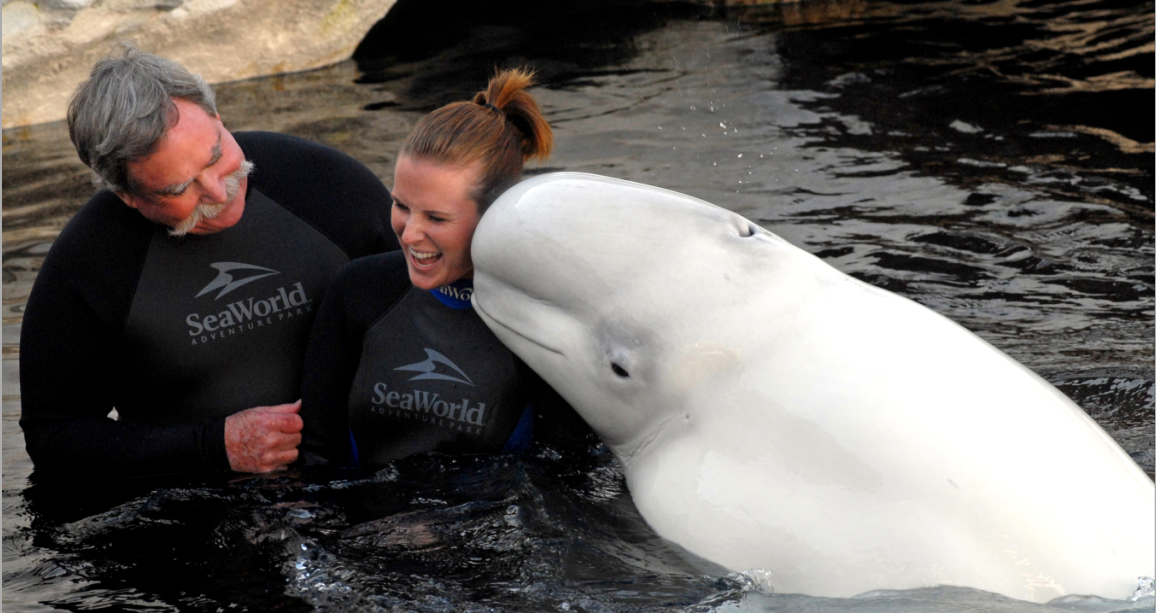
[400, 66, 553, 211]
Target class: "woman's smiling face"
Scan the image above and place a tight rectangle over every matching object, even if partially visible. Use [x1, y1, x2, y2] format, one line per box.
[391, 156, 483, 290]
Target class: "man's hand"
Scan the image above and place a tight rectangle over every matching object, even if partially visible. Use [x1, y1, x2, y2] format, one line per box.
[224, 400, 303, 473]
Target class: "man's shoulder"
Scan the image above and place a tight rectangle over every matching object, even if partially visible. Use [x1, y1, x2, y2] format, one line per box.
[27, 190, 153, 330]
[234, 131, 342, 160]
[233, 131, 397, 259]
[234, 131, 382, 188]
[49, 190, 153, 264]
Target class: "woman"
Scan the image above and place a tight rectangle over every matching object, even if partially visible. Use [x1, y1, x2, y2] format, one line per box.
[299, 68, 570, 467]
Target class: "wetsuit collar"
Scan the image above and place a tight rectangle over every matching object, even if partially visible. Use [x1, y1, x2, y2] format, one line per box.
[431, 277, 474, 309]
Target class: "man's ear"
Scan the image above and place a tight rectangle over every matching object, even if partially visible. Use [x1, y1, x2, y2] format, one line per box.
[116, 191, 147, 210]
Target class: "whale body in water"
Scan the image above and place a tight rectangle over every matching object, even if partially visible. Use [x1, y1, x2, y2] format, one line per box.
[470, 172, 1155, 602]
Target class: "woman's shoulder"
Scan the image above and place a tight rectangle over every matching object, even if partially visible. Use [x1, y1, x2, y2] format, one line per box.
[327, 251, 412, 314]
[338, 250, 408, 281]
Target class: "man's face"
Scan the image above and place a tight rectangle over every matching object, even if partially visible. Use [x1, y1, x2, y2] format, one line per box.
[118, 99, 249, 235]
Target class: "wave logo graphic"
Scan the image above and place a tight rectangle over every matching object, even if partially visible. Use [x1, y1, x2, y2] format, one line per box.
[394, 348, 475, 386]
[195, 262, 280, 300]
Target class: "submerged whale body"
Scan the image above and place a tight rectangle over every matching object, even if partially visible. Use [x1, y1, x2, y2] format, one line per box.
[470, 172, 1155, 602]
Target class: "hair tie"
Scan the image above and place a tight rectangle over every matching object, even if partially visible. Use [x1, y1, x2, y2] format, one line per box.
[482, 102, 500, 113]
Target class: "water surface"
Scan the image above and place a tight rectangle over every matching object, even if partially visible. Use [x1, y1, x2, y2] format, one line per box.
[3, 0, 1153, 610]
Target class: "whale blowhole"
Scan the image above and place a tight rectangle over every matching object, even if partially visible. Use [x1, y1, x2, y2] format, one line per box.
[611, 363, 630, 378]
[736, 222, 759, 238]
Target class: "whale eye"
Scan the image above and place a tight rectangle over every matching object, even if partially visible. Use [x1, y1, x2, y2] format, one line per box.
[611, 363, 630, 378]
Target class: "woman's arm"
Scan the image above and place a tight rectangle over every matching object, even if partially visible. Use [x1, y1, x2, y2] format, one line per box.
[299, 253, 412, 466]
[299, 266, 364, 466]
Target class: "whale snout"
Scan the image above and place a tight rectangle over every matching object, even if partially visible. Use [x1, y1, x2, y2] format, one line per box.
[472, 290, 566, 356]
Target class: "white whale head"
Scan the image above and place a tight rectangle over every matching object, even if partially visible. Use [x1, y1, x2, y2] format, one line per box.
[471, 172, 825, 457]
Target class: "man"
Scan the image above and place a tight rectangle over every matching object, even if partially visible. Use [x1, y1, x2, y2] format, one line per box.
[19, 44, 398, 477]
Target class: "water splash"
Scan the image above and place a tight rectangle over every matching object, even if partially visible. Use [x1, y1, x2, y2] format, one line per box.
[1132, 577, 1155, 602]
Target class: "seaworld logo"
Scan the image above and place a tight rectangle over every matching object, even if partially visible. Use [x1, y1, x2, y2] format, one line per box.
[394, 348, 474, 385]
[370, 383, 488, 427]
[185, 262, 312, 344]
[186, 282, 311, 336]
[370, 348, 487, 428]
[195, 262, 280, 300]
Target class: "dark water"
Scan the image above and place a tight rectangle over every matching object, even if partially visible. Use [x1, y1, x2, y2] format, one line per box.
[3, 0, 1153, 610]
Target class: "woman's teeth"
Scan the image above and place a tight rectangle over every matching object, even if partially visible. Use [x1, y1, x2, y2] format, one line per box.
[410, 248, 440, 267]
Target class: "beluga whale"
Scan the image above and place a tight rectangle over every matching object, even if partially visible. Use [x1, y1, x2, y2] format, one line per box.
[470, 172, 1155, 603]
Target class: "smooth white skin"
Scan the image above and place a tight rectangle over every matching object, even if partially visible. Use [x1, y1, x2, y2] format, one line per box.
[471, 173, 1156, 602]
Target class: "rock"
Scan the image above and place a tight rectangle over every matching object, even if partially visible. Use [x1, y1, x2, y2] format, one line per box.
[1, 0, 397, 128]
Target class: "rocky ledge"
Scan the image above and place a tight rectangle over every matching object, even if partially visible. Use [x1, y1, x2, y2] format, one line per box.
[2, 0, 396, 128]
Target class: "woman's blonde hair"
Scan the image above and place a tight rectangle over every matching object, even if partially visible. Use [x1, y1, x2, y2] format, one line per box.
[399, 67, 553, 211]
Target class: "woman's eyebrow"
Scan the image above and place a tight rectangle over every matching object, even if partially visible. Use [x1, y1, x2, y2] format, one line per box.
[391, 196, 455, 218]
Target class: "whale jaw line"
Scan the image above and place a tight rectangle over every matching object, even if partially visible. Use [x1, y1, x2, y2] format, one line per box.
[472, 293, 565, 357]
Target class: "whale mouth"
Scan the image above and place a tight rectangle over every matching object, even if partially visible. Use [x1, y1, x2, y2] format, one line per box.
[473, 295, 565, 356]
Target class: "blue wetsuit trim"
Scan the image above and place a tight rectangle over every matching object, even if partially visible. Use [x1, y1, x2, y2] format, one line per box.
[433, 277, 532, 453]
[348, 429, 361, 467]
[502, 404, 534, 453]
[430, 278, 474, 309]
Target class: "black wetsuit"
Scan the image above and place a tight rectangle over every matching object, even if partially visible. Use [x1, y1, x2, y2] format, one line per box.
[301, 252, 550, 468]
[19, 132, 398, 477]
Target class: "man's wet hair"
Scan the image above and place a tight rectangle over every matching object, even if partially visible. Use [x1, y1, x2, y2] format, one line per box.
[67, 43, 218, 195]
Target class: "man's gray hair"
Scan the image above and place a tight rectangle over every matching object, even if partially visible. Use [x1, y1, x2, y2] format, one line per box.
[67, 43, 218, 195]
